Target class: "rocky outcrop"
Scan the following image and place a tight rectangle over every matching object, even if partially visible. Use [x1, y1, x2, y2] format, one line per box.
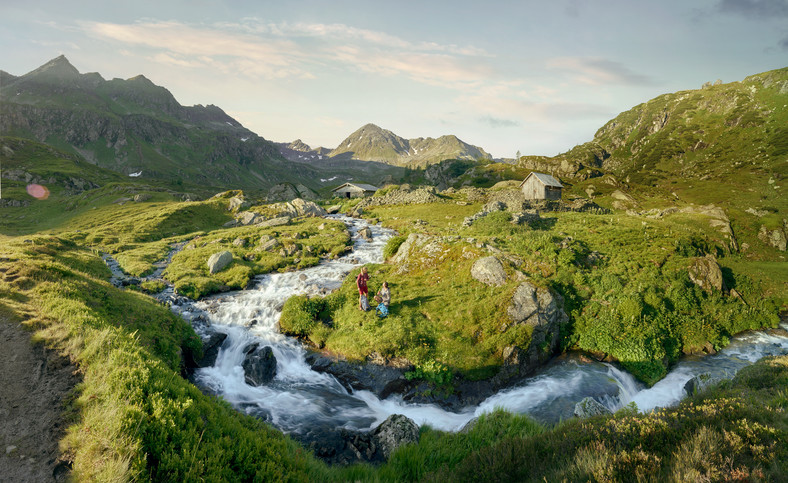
[389, 233, 450, 274]
[471, 256, 507, 286]
[236, 211, 261, 225]
[296, 413, 419, 466]
[758, 223, 787, 251]
[257, 216, 291, 228]
[688, 255, 726, 293]
[271, 198, 327, 218]
[242, 344, 277, 386]
[574, 397, 612, 418]
[496, 282, 569, 382]
[207, 251, 233, 274]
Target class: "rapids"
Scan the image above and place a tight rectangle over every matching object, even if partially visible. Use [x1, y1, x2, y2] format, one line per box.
[166, 215, 788, 434]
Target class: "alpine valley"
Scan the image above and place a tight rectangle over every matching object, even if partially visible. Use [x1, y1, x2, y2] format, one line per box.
[0, 57, 786, 482]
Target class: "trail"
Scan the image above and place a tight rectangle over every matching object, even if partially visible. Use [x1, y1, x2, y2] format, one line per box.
[0, 315, 77, 482]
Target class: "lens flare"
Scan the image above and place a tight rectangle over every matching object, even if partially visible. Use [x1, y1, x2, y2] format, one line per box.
[26, 184, 50, 200]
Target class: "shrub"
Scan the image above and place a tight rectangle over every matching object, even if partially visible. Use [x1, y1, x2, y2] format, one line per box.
[383, 235, 407, 259]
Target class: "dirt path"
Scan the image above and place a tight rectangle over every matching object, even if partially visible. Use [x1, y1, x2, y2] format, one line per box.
[0, 316, 78, 482]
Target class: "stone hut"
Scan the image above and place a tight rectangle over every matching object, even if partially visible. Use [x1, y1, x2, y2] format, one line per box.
[332, 182, 379, 199]
[519, 172, 563, 200]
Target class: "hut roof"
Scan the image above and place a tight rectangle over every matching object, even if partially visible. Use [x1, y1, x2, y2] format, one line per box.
[331, 182, 380, 192]
[519, 172, 563, 188]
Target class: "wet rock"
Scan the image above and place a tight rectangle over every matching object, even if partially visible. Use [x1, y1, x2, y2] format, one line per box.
[371, 414, 420, 459]
[684, 372, 726, 395]
[207, 251, 233, 274]
[242, 344, 277, 386]
[197, 332, 228, 367]
[574, 397, 612, 418]
[471, 256, 507, 286]
[359, 226, 373, 241]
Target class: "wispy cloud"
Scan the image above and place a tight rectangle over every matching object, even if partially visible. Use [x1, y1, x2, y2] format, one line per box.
[716, 0, 788, 18]
[80, 19, 491, 88]
[480, 116, 521, 128]
[546, 57, 656, 86]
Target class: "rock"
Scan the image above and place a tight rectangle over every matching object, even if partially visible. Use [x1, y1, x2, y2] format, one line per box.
[242, 344, 277, 386]
[260, 237, 280, 251]
[197, 332, 228, 367]
[758, 225, 787, 251]
[326, 204, 342, 214]
[295, 183, 318, 200]
[506, 281, 569, 368]
[207, 251, 233, 274]
[227, 196, 249, 212]
[471, 256, 507, 286]
[502, 346, 526, 366]
[133, 193, 151, 202]
[258, 216, 291, 228]
[371, 414, 420, 459]
[574, 397, 612, 418]
[232, 237, 247, 247]
[359, 226, 373, 241]
[267, 183, 300, 202]
[611, 190, 635, 203]
[688, 255, 726, 292]
[458, 418, 478, 434]
[236, 211, 261, 225]
[290, 198, 327, 217]
[684, 372, 725, 395]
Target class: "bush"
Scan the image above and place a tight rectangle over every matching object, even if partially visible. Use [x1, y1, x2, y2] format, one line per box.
[383, 235, 407, 259]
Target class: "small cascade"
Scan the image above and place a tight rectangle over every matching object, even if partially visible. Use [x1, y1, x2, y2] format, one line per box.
[159, 214, 788, 434]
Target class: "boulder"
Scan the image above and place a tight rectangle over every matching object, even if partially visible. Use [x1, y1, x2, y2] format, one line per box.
[471, 256, 507, 286]
[295, 183, 318, 200]
[506, 281, 569, 367]
[688, 255, 726, 292]
[758, 225, 787, 251]
[684, 372, 726, 395]
[326, 204, 342, 214]
[236, 211, 261, 225]
[259, 236, 280, 251]
[133, 193, 151, 202]
[359, 226, 373, 241]
[242, 344, 278, 386]
[197, 332, 228, 367]
[268, 183, 300, 202]
[258, 216, 291, 228]
[371, 414, 420, 459]
[227, 196, 249, 212]
[207, 251, 233, 274]
[291, 198, 327, 217]
[574, 397, 612, 418]
[232, 237, 247, 247]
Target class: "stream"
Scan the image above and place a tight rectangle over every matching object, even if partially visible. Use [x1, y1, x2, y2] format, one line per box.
[162, 215, 788, 435]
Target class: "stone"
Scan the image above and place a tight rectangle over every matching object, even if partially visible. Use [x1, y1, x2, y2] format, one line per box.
[242, 344, 277, 386]
[290, 198, 327, 217]
[688, 255, 726, 292]
[133, 193, 151, 202]
[236, 211, 261, 225]
[260, 237, 280, 251]
[267, 183, 300, 202]
[758, 225, 787, 251]
[574, 397, 612, 418]
[684, 372, 726, 395]
[258, 216, 291, 228]
[326, 204, 342, 214]
[227, 196, 248, 212]
[471, 256, 507, 286]
[506, 281, 569, 368]
[371, 414, 420, 459]
[359, 226, 373, 241]
[232, 237, 247, 247]
[198, 332, 228, 367]
[207, 251, 233, 274]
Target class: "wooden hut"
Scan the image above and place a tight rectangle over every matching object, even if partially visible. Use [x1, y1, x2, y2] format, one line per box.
[519, 172, 563, 200]
[331, 182, 379, 199]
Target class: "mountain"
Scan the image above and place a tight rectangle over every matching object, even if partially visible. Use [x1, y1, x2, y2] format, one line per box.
[274, 139, 332, 163]
[0, 56, 317, 191]
[325, 123, 491, 167]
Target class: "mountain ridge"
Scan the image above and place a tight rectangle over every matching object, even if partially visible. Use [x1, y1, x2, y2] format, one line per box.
[0, 55, 317, 191]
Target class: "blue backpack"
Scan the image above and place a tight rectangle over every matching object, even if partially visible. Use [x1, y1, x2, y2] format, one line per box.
[376, 304, 388, 318]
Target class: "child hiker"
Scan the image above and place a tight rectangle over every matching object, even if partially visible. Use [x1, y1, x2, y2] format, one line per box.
[356, 266, 370, 311]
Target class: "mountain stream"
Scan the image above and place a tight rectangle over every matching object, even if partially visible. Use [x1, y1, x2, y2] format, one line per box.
[164, 215, 788, 435]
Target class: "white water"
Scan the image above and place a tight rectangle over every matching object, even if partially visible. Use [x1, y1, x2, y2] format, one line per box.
[176, 215, 788, 434]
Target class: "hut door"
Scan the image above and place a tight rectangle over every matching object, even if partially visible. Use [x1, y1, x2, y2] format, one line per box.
[345, 192, 351, 199]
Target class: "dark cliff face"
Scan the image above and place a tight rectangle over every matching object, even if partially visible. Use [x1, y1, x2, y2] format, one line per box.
[0, 56, 309, 191]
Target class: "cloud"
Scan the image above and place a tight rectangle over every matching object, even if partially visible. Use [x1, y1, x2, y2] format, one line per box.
[716, 0, 788, 18]
[546, 57, 656, 86]
[77, 19, 494, 89]
[480, 116, 521, 128]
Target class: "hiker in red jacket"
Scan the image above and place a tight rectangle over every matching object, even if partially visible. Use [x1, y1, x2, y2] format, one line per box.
[357, 266, 370, 311]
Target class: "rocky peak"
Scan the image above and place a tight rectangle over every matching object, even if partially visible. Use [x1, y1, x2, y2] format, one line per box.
[288, 139, 312, 152]
[22, 55, 81, 82]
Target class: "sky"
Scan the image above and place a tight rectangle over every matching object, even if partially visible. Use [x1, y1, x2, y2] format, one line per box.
[1, 1, 787, 158]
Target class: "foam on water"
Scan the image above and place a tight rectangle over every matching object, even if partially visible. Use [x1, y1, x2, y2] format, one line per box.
[182, 215, 788, 433]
